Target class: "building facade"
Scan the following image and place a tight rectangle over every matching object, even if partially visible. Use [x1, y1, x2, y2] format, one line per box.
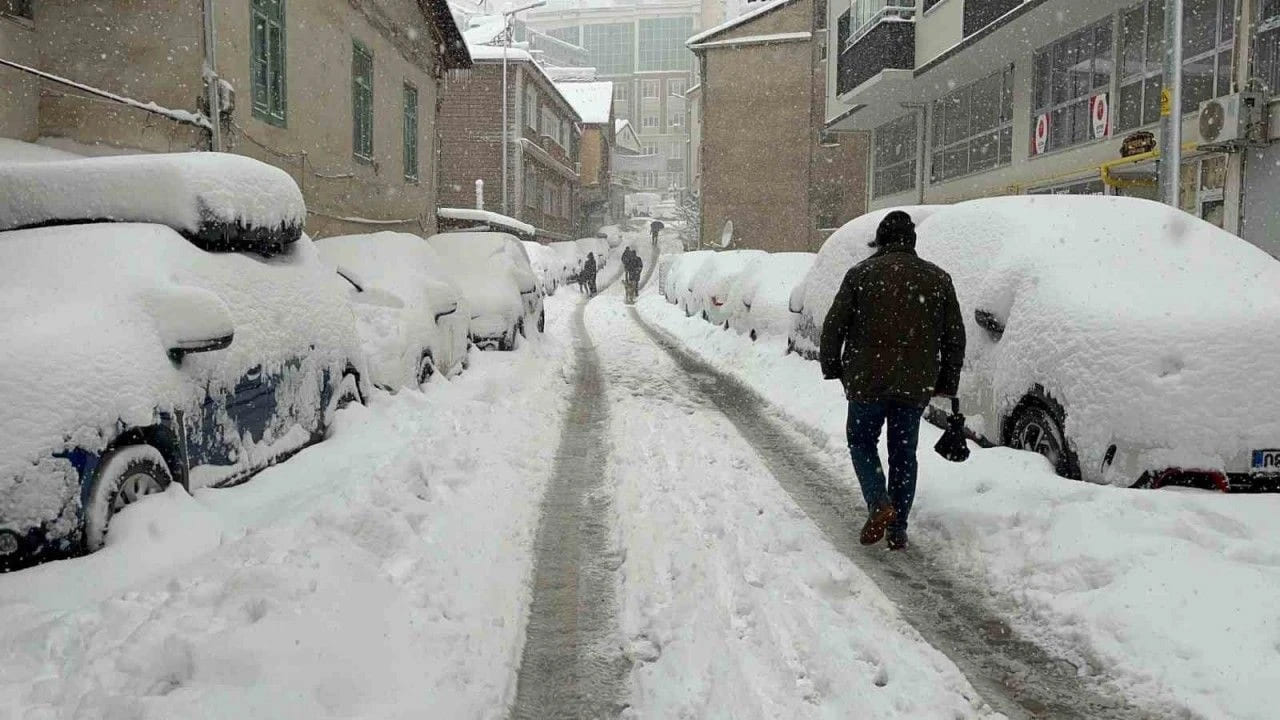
[691, 0, 867, 252]
[557, 80, 617, 233]
[825, 0, 1280, 259]
[0, 0, 468, 238]
[436, 50, 583, 241]
[526, 0, 700, 195]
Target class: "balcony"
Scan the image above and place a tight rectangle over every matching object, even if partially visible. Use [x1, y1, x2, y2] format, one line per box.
[963, 0, 1025, 39]
[836, 2, 916, 97]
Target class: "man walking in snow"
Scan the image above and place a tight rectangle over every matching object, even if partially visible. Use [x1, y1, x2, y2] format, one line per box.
[582, 252, 598, 297]
[622, 246, 643, 304]
[819, 210, 965, 551]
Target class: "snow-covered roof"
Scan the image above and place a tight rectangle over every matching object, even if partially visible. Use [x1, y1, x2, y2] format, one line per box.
[467, 45, 536, 62]
[554, 81, 613, 125]
[543, 65, 598, 81]
[686, 0, 800, 46]
[689, 30, 810, 49]
[437, 208, 536, 237]
[463, 14, 507, 46]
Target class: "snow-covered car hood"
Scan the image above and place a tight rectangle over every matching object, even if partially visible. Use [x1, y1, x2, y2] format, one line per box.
[919, 196, 1280, 476]
[0, 224, 360, 520]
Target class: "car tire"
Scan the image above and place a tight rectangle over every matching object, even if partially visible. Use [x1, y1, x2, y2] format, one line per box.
[1005, 394, 1082, 480]
[750, 329, 758, 342]
[537, 311, 546, 334]
[517, 317, 527, 339]
[416, 352, 435, 386]
[84, 445, 173, 552]
[336, 368, 365, 409]
[785, 337, 794, 354]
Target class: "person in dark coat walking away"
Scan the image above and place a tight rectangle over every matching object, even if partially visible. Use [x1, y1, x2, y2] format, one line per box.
[582, 252, 598, 296]
[621, 246, 644, 303]
[819, 210, 965, 551]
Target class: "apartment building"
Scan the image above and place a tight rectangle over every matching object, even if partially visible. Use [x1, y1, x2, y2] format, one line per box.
[690, 0, 868, 252]
[526, 0, 700, 194]
[436, 47, 583, 241]
[557, 80, 618, 231]
[0, 0, 470, 238]
[825, 0, 1280, 258]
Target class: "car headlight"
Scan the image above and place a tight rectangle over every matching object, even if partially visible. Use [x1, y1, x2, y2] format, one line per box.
[0, 531, 19, 557]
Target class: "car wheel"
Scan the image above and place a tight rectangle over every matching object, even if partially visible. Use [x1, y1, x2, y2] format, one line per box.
[336, 368, 365, 408]
[517, 317, 527, 339]
[416, 352, 436, 386]
[1006, 396, 1081, 480]
[84, 445, 173, 552]
[750, 329, 758, 342]
[537, 311, 545, 334]
[785, 337, 794, 354]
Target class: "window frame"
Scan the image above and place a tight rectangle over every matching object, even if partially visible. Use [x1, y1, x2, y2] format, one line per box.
[641, 79, 661, 98]
[872, 112, 918, 199]
[1030, 18, 1113, 156]
[525, 84, 538, 130]
[250, 0, 288, 127]
[352, 38, 375, 163]
[930, 66, 1015, 184]
[403, 82, 419, 183]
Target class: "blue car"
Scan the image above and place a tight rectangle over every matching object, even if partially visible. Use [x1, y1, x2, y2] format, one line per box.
[0, 153, 367, 569]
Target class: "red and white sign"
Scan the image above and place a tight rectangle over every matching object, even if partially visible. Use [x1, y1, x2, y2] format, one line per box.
[1090, 92, 1110, 139]
[1032, 113, 1050, 155]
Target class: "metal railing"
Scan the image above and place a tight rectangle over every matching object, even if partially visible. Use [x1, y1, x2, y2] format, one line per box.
[845, 0, 916, 50]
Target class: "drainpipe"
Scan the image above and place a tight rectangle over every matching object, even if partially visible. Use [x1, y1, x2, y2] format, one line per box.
[901, 101, 927, 205]
[1158, 0, 1184, 208]
[476, 179, 485, 210]
[1225, 0, 1252, 235]
[201, 0, 223, 152]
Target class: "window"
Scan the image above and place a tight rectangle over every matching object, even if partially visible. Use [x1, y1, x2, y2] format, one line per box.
[669, 142, 684, 159]
[931, 66, 1014, 183]
[848, 0, 915, 47]
[2, 0, 32, 19]
[638, 17, 694, 72]
[641, 80, 661, 98]
[873, 112, 917, 199]
[251, 0, 287, 125]
[543, 179, 554, 215]
[1117, 0, 1237, 132]
[525, 167, 539, 208]
[668, 79, 686, 97]
[669, 111, 684, 128]
[641, 114, 659, 132]
[541, 107, 559, 143]
[583, 23, 634, 75]
[1259, 1, 1280, 93]
[642, 143, 659, 156]
[525, 85, 537, 129]
[1028, 179, 1107, 195]
[1030, 20, 1112, 154]
[614, 83, 630, 101]
[352, 39, 374, 161]
[403, 83, 419, 182]
[562, 185, 572, 218]
[561, 119, 571, 149]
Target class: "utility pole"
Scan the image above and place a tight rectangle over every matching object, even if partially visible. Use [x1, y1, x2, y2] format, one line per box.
[1158, 0, 1184, 208]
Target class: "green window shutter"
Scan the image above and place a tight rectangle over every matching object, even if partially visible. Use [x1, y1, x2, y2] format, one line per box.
[352, 40, 374, 161]
[403, 84, 419, 181]
[250, 0, 286, 126]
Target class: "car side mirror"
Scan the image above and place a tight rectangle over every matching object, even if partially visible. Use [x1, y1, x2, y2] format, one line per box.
[974, 309, 1005, 339]
[146, 286, 235, 363]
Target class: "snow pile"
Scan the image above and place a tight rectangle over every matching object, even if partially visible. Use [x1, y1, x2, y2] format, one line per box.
[0, 223, 360, 544]
[0, 295, 577, 717]
[554, 81, 613, 124]
[636, 290, 1280, 719]
[315, 232, 470, 387]
[0, 153, 306, 245]
[913, 196, 1280, 482]
[789, 206, 941, 357]
[726, 252, 816, 340]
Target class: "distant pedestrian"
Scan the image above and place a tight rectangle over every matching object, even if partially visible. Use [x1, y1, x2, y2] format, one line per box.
[622, 246, 644, 304]
[649, 220, 665, 246]
[582, 252, 598, 296]
[819, 210, 966, 551]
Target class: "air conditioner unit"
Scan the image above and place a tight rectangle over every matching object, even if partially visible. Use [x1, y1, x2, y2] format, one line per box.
[1196, 92, 1269, 150]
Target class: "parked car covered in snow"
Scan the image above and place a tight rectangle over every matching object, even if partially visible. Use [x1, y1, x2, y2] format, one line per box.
[522, 241, 560, 295]
[725, 252, 816, 341]
[788, 206, 941, 358]
[426, 232, 544, 350]
[687, 250, 767, 326]
[0, 153, 366, 568]
[316, 232, 470, 390]
[914, 196, 1280, 490]
[661, 250, 714, 312]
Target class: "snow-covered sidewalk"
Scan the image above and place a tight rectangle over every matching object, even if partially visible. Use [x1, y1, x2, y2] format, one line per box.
[636, 289, 1280, 720]
[586, 296, 1001, 719]
[0, 294, 578, 719]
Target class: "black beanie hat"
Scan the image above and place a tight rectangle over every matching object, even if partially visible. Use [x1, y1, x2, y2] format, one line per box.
[869, 210, 916, 248]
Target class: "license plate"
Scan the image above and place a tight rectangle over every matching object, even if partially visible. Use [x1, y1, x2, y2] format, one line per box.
[1252, 449, 1280, 474]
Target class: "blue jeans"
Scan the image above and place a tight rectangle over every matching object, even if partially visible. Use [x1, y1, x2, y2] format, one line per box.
[846, 400, 925, 534]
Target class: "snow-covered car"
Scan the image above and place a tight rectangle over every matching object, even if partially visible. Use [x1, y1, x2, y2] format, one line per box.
[788, 206, 941, 358]
[316, 232, 470, 390]
[912, 196, 1280, 490]
[426, 232, 544, 351]
[725, 252, 816, 341]
[661, 250, 714, 312]
[0, 153, 365, 568]
[522, 240, 560, 295]
[688, 249, 767, 326]
[574, 237, 611, 273]
[548, 241, 582, 285]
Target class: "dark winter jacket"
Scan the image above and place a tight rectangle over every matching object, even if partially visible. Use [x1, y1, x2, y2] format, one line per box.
[582, 254, 597, 278]
[622, 248, 642, 278]
[819, 241, 966, 406]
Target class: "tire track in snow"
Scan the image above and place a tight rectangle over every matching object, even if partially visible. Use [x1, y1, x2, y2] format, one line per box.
[628, 307, 1160, 720]
[510, 299, 628, 720]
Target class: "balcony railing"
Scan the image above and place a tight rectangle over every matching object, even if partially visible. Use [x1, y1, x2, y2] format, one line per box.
[837, 6, 915, 96]
[845, 0, 915, 51]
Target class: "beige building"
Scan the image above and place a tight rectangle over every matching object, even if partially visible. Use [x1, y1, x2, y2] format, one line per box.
[690, 0, 867, 253]
[0, 0, 469, 238]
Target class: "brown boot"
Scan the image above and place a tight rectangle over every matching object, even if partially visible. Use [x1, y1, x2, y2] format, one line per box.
[859, 504, 896, 546]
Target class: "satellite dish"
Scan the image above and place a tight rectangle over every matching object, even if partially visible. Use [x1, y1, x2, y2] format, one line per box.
[719, 220, 734, 249]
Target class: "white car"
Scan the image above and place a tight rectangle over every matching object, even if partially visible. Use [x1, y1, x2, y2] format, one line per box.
[725, 252, 816, 341]
[661, 250, 714, 312]
[522, 240, 560, 295]
[316, 232, 470, 390]
[688, 250, 767, 327]
[0, 153, 365, 568]
[788, 206, 941, 358]
[426, 232, 544, 351]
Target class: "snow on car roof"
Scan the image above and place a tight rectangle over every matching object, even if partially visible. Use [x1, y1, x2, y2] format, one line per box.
[0, 152, 306, 250]
[314, 232, 452, 300]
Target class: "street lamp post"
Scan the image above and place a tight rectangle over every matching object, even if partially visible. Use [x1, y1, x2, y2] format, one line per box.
[1158, 0, 1184, 208]
[501, 0, 546, 215]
